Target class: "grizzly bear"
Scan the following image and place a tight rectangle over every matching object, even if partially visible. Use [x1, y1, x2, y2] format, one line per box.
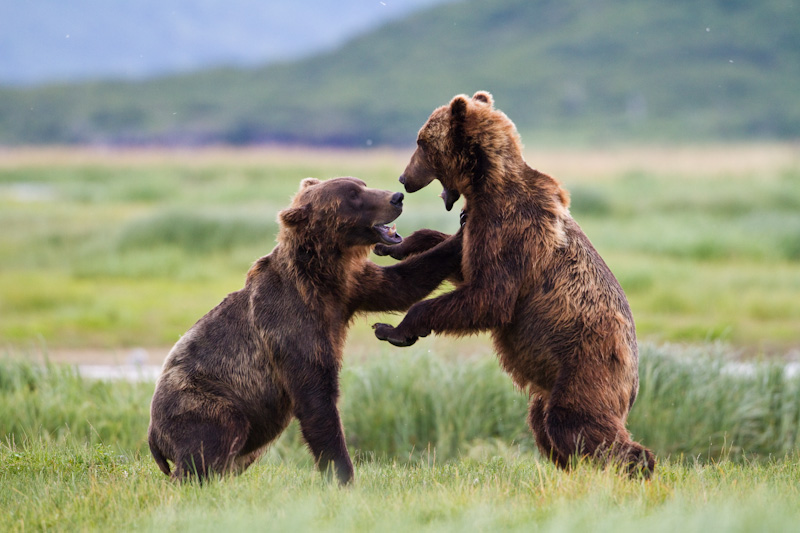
[373, 91, 655, 477]
[148, 177, 462, 485]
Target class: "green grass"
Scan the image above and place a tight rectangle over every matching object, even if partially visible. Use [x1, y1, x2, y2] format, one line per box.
[3, 0, 800, 146]
[3, 145, 800, 530]
[3, 345, 800, 462]
[3, 440, 800, 532]
[3, 346, 800, 531]
[2, 146, 799, 350]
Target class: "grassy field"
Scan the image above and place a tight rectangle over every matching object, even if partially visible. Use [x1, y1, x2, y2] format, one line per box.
[3, 346, 800, 531]
[4, 441, 800, 532]
[1, 144, 799, 353]
[2, 144, 800, 530]
[4, 344, 800, 462]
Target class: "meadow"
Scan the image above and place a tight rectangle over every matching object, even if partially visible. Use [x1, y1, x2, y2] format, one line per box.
[1, 144, 799, 351]
[3, 346, 800, 530]
[1, 144, 800, 530]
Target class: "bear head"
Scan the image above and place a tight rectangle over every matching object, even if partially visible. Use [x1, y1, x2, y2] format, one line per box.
[279, 177, 404, 247]
[399, 90, 523, 211]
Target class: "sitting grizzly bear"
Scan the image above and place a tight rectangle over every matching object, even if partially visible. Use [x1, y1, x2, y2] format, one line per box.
[148, 177, 461, 485]
[374, 92, 655, 476]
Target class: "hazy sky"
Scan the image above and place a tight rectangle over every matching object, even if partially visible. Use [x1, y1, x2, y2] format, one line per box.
[1, 0, 448, 84]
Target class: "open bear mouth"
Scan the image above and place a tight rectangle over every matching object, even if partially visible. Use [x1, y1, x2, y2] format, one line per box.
[373, 223, 403, 245]
[440, 187, 461, 212]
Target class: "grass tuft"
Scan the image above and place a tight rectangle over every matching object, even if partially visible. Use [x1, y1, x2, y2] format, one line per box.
[3, 344, 800, 462]
[3, 344, 800, 530]
[116, 210, 277, 255]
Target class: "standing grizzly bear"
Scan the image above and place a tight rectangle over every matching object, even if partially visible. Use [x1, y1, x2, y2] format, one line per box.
[374, 91, 655, 476]
[148, 177, 461, 485]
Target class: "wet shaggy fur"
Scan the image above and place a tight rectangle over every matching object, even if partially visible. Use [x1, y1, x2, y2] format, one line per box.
[148, 177, 461, 485]
[374, 92, 655, 477]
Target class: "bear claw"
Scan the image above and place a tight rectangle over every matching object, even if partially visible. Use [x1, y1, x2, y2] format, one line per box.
[372, 323, 419, 347]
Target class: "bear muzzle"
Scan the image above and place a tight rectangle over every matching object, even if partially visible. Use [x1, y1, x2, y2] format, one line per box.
[398, 173, 434, 194]
[390, 192, 404, 208]
[372, 195, 404, 245]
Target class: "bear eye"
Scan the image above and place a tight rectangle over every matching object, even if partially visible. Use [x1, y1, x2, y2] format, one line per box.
[348, 189, 359, 201]
[417, 138, 427, 150]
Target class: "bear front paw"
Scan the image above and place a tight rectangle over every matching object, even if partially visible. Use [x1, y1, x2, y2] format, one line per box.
[373, 244, 405, 259]
[372, 323, 419, 347]
[373, 244, 390, 256]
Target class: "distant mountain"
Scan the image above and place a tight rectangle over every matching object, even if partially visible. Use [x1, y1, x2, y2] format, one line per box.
[1, 0, 798, 146]
[0, 0, 446, 84]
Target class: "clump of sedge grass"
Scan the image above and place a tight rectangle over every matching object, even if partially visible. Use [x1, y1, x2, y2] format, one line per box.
[2, 343, 800, 463]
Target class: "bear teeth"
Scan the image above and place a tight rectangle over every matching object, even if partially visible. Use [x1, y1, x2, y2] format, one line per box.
[387, 224, 396, 237]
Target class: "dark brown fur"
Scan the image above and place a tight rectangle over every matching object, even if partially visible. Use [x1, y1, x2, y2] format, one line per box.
[374, 92, 655, 477]
[148, 177, 461, 485]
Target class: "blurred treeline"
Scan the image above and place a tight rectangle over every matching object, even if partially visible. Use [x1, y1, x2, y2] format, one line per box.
[1, 0, 798, 146]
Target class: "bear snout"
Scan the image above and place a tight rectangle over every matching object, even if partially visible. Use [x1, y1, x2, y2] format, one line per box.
[399, 175, 426, 193]
[390, 192, 404, 207]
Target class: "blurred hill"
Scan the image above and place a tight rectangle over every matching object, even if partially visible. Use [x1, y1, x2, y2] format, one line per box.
[1, 0, 798, 146]
[0, 0, 445, 84]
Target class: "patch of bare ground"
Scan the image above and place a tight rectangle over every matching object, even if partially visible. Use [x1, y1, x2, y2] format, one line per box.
[8, 346, 168, 366]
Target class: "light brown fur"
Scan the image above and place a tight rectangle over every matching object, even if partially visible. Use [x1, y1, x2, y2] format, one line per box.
[374, 92, 655, 476]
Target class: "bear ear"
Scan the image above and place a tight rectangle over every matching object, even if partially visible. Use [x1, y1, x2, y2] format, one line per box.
[472, 91, 494, 107]
[300, 177, 320, 190]
[279, 204, 310, 227]
[450, 95, 469, 122]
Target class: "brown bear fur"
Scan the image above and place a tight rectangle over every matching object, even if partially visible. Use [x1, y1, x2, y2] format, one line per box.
[373, 92, 655, 477]
[148, 177, 461, 485]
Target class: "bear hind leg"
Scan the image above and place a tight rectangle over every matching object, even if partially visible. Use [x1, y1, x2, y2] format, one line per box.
[544, 403, 655, 478]
[528, 394, 569, 468]
[231, 447, 266, 474]
[170, 415, 250, 482]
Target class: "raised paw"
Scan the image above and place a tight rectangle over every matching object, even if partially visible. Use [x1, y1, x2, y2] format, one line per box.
[373, 244, 390, 256]
[373, 244, 404, 260]
[372, 323, 419, 347]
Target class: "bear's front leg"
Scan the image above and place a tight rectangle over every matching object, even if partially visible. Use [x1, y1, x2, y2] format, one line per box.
[372, 304, 432, 347]
[373, 228, 451, 260]
[372, 323, 419, 347]
[288, 361, 354, 485]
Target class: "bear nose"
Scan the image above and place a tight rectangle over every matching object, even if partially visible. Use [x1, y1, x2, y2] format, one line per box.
[390, 192, 404, 207]
[398, 174, 406, 185]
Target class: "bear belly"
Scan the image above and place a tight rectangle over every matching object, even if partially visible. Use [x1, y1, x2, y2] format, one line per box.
[239, 390, 294, 455]
[491, 325, 560, 394]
